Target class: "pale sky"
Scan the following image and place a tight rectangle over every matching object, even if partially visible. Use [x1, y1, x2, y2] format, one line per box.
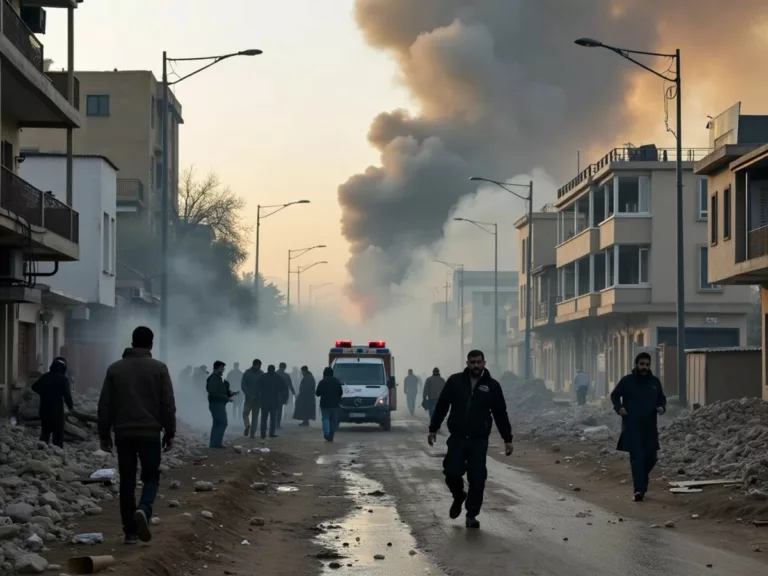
[42, 0, 414, 302]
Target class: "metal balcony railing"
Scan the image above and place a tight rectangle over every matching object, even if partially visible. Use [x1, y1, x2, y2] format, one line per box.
[535, 298, 557, 323]
[2, 1, 44, 72]
[748, 225, 768, 260]
[1, 166, 79, 244]
[117, 179, 146, 204]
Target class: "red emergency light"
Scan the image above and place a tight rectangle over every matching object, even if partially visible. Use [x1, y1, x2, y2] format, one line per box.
[368, 341, 386, 348]
[335, 340, 352, 348]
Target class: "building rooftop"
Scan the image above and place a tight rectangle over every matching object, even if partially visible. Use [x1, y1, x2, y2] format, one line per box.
[22, 151, 120, 171]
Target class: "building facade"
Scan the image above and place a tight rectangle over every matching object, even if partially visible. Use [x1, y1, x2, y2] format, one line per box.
[519, 145, 752, 398]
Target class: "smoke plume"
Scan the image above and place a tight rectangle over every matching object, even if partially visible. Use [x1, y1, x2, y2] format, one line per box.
[339, 0, 768, 316]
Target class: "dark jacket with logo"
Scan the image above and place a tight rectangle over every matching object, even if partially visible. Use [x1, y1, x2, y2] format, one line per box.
[610, 369, 667, 453]
[429, 368, 513, 443]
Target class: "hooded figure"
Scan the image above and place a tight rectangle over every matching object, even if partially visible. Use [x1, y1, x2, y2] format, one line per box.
[293, 366, 317, 425]
[610, 351, 667, 502]
[404, 369, 419, 416]
[32, 357, 74, 448]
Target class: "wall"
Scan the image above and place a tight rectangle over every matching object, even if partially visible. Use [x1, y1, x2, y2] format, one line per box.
[18, 303, 66, 375]
[20, 155, 117, 306]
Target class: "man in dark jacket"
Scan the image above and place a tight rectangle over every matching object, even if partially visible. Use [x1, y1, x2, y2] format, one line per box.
[32, 357, 74, 448]
[610, 351, 667, 502]
[293, 366, 316, 426]
[276, 362, 295, 429]
[315, 367, 343, 441]
[98, 326, 176, 545]
[227, 362, 244, 420]
[258, 365, 284, 439]
[428, 349, 513, 529]
[422, 367, 445, 422]
[404, 369, 419, 416]
[240, 359, 263, 438]
[207, 361, 234, 449]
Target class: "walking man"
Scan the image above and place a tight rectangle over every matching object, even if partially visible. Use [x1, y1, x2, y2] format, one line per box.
[574, 367, 590, 406]
[276, 362, 295, 429]
[428, 350, 513, 529]
[241, 359, 263, 438]
[227, 362, 244, 420]
[610, 351, 666, 502]
[207, 361, 234, 448]
[97, 326, 176, 544]
[258, 365, 284, 439]
[32, 357, 74, 448]
[293, 365, 317, 426]
[316, 367, 343, 441]
[404, 369, 419, 416]
[422, 367, 445, 422]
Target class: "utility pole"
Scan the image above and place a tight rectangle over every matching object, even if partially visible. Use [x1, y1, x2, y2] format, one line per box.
[443, 276, 451, 328]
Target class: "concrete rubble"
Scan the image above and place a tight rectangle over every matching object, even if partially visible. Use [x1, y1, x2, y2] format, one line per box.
[0, 389, 206, 573]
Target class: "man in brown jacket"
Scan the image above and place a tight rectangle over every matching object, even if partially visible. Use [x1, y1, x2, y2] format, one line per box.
[98, 326, 176, 545]
[423, 367, 446, 421]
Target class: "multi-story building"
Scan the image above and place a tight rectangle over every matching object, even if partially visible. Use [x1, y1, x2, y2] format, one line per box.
[520, 144, 752, 398]
[695, 102, 768, 401]
[0, 1, 82, 407]
[21, 69, 183, 305]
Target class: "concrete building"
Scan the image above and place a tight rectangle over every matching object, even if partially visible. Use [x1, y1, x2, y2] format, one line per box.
[0, 0, 82, 407]
[21, 69, 183, 306]
[694, 102, 768, 401]
[519, 144, 752, 398]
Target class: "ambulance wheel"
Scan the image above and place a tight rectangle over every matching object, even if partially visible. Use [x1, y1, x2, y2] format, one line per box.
[380, 413, 392, 431]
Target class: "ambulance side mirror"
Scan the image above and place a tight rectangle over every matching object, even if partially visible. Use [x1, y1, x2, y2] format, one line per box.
[387, 376, 396, 389]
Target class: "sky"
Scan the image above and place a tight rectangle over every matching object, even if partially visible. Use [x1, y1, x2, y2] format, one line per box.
[42, 0, 413, 306]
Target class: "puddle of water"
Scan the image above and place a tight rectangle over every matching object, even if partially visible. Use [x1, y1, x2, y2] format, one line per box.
[276, 486, 299, 493]
[314, 451, 442, 575]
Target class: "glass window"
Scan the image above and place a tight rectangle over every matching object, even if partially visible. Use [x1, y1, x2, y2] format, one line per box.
[700, 246, 720, 290]
[724, 186, 731, 240]
[618, 246, 650, 285]
[699, 177, 708, 218]
[606, 249, 614, 287]
[86, 95, 110, 117]
[332, 363, 385, 386]
[711, 192, 719, 245]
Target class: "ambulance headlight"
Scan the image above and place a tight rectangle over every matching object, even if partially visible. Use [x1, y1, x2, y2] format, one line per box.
[377, 391, 389, 405]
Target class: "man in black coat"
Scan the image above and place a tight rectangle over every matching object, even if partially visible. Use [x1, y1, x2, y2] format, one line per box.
[610, 351, 667, 502]
[32, 357, 74, 448]
[240, 359, 263, 438]
[428, 349, 513, 529]
[258, 365, 284, 439]
[293, 366, 316, 426]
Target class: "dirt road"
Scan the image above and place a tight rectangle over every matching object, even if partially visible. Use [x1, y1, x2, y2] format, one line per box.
[47, 413, 768, 575]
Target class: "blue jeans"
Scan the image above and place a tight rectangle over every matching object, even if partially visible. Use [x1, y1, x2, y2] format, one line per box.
[115, 436, 161, 536]
[321, 407, 340, 440]
[209, 402, 228, 448]
[426, 399, 438, 422]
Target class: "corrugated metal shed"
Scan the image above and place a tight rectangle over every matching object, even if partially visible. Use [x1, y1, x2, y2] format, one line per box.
[687, 346, 761, 354]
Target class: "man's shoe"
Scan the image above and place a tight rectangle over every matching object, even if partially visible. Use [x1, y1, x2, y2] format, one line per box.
[134, 509, 152, 543]
[449, 492, 467, 519]
[244, 426, 250, 437]
[633, 492, 644, 502]
[465, 516, 480, 529]
[124, 534, 138, 545]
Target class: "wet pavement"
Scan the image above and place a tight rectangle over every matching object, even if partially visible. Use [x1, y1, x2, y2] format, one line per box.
[315, 416, 768, 576]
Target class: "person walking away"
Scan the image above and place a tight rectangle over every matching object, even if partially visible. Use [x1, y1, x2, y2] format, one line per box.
[258, 365, 284, 438]
[293, 366, 316, 426]
[32, 357, 74, 448]
[610, 352, 666, 502]
[227, 362, 244, 420]
[316, 367, 343, 441]
[207, 361, 234, 448]
[574, 368, 590, 406]
[97, 326, 176, 545]
[276, 362, 295, 429]
[422, 367, 445, 422]
[428, 350, 513, 529]
[241, 359, 263, 438]
[404, 369, 419, 416]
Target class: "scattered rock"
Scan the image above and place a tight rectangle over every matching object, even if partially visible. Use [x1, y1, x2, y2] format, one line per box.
[201, 511, 214, 519]
[14, 553, 48, 574]
[664, 521, 676, 528]
[408, 550, 417, 556]
[194, 481, 214, 492]
[374, 554, 385, 560]
[151, 517, 162, 525]
[168, 500, 180, 508]
[329, 561, 342, 569]
[249, 517, 266, 527]
[6, 502, 35, 523]
[368, 490, 386, 497]
[250, 482, 268, 491]
[169, 480, 181, 490]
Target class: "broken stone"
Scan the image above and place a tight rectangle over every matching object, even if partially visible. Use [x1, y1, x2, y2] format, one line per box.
[169, 480, 181, 490]
[250, 482, 268, 491]
[14, 553, 48, 574]
[374, 554, 385, 560]
[168, 500, 180, 508]
[151, 517, 162, 525]
[408, 550, 417, 556]
[194, 481, 214, 492]
[6, 502, 34, 524]
[329, 561, 342, 569]
[664, 521, 676, 528]
[201, 511, 214, 519]
[249, 517, 265, 527]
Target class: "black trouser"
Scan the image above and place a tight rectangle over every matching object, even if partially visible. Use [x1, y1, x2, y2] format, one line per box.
[40, 412, 65, 448]
[261, 406, 279, 438]
[116, 436, 162, 536]
[443, 435, 489, 517]
[629, 448, 657, 495]
[576, 386, 588, 405]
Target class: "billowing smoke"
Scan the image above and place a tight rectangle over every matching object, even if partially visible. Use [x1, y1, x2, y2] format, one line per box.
[339, 0, 768, 316]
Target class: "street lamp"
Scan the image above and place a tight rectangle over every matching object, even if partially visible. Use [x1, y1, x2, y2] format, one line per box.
[287, 245, 326, 317]
[294, 261, 328, 310]
[453, 217, 499, 370]
[470, 176, 534, 381]
[254, 201, 311, 320]
[309, 282, 332, 309]
[159, 48, 262, 362]
[435, 260, 465, 366]
[575, 37, 686, 405]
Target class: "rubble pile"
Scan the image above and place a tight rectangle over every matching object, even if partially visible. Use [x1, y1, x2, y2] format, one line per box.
[515, 403, 621, 444]
[500, 375, 556, 414]
[658, 397, 768, 491]
[0, 391, 206, 573]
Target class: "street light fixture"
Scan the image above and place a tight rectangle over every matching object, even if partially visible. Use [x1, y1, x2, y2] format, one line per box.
[435, 260, 465, 366]
[309, 282, 333, 309]
[453, 217, 499, 370]
[287, 245, 326, 317]
[294, 261, 328, 311]
[575, 37, 686, 405]
[159, 48, 262, 362]
[470, 176, 534, 381]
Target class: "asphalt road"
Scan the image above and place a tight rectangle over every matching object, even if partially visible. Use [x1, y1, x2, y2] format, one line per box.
[313, 413, 768, 576]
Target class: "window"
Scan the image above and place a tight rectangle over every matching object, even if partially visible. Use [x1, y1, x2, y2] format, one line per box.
[102, 212, 111, 273]
[637, 332, 645, 347]
[521, 238, 527, 273]
[151, 96, 155, 128]
[710, 192, 719, 245]
[724, 186, 732, 240]
[86, 95, 110, 117]
[482, 293, 491, 306]
[698, 177, 708, 219]
[606, 249, 615, 287]
[699, 246, 720, 290]
[616, 176, 650, 214]
[618, 245, 649, 285]
[155, 158, 163, 189]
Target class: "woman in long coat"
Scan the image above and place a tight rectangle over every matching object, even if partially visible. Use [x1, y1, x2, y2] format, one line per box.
[294, 366, 317, 425]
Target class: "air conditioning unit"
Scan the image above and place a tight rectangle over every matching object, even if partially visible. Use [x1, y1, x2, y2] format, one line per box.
[20, 7, 46, 34]
[0, 250, 25, 283]
[131, 287, 145, 300]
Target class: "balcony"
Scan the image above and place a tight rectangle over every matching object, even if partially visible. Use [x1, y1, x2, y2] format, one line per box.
[2, 1, 43, 72]
[556, 227, 599, 267]
[599, 287, 651, 309]
[46, 72, 80, 111]
[748, 226, 768, 260]
[599, 216, 652, 250]
[0, 166, 79, 260]
[117, 179, 147, 207]
[556, 293, 598, 322]
[534, 298, 556, 326]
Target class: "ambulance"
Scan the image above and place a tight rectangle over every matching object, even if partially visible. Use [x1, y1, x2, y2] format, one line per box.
[328, 341, 397, 431]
